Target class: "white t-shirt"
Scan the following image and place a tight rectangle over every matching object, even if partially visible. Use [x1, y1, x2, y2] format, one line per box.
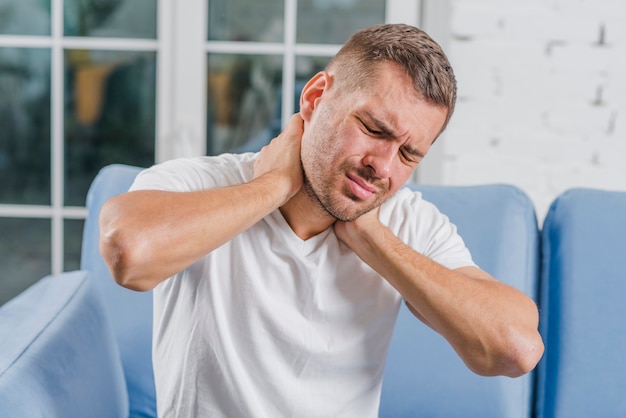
[130, 153, 475, 418]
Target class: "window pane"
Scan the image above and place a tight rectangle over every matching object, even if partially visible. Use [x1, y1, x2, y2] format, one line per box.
[207, 53, 282, 155]
[0, 0, 51, 36]
[64, 219, 84, 271]
[208, 0, 284, 42]
[297, 0, 385, 44]
[64, 0, 157, 39]
[64, 49, 156, 206]
[0, 47, 51, 205]
[0, 217, 51, 306]
[296, 55, 331, 85]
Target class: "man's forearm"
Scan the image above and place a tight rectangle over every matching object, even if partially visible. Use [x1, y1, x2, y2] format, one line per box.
[335, 218, 544, 377]
[99, 172, 293, 291]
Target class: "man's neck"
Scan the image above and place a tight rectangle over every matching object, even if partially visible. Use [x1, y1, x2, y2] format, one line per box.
[279, 189, 336, 241]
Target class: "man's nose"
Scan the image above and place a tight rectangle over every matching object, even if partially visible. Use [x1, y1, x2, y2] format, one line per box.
[362, 143, 395, 178]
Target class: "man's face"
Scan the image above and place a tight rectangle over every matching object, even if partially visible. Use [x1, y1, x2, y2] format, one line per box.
[300, 63, 448, 222]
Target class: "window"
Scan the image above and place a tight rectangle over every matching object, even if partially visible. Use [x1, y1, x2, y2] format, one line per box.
[0, 0, 158, 305]
[0, 0, 422, 305]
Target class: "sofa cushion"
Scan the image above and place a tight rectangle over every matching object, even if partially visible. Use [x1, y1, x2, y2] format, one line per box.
[536, 188, 626, 418]
[380, 184, 540, 418]
[0, 271, 128, 417]
[82, 164, 156, 417]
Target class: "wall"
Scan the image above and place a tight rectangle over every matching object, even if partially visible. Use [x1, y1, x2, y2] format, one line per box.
[433, 0, 626, 222]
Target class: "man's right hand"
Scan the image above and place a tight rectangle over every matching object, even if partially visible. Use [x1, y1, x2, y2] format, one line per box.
[254, 113, 305, 205]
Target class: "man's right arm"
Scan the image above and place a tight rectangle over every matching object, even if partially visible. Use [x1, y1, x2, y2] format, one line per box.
[99, 114, 304, 291]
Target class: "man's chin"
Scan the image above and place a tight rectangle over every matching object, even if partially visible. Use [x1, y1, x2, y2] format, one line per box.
[304, 178, 388, 222]
[326, 199, 383, 223]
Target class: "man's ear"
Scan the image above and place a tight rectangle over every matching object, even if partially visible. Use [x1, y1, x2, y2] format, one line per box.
[299, 71, 330, 122]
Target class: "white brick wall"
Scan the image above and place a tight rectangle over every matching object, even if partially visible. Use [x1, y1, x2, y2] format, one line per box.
[438, 0, 626, 222]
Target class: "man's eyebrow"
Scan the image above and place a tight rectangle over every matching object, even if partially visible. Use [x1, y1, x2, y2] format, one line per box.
[403, 145, 425, 159]
[363, 112, 425, 159]
[364, 112, 398, 138]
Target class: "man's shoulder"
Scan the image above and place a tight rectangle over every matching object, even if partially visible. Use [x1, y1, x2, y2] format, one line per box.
[379, 186, 447, 237]
[381, 186, 428, 214]
[156, 152, 256, 178]
[132, 152, 257, 192]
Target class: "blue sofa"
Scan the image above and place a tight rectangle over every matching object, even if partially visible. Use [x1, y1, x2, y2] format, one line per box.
[0, 164, 624, 418]
[534, 189, 626, 418]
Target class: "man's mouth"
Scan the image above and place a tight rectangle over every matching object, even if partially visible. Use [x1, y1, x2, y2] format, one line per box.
[346, 173, 377, 200]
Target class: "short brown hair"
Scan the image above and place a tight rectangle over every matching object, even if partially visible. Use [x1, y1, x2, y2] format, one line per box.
[327, 24, 457, 135]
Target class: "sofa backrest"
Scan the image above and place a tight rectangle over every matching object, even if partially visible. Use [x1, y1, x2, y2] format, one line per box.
[0, 271, 128, 417]
[535, 188, 626, 418]
[379, 184, 540, 418]
[81, 164, 155, 417]
[81, 165, 542, 417]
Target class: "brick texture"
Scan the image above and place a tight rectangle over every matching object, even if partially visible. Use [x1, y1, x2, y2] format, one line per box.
[441, 0, 626, 222]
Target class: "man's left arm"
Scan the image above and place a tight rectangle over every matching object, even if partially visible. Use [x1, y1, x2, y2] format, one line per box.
[334, 210, 544, 378]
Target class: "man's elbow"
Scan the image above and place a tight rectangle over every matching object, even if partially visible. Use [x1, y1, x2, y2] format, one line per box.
[470, 331, 545, 378]
[99, 209, 154, 292]
[504, 334, 545, 378]
[486, 298, 545, 378]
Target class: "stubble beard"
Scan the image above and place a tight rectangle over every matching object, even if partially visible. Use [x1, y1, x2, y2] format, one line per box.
[302, 162, 389, 223]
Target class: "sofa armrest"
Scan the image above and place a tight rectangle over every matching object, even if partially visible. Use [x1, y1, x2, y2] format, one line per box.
[82, 164, 156, 418]
[536, 188, 626, 418]
[0, 271, 128, 417]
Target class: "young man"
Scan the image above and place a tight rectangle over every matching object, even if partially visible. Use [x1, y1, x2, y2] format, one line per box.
[100, 24, 544, 417]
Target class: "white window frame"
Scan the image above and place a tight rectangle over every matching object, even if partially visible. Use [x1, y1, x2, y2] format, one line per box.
[162, 0, 423, 160]
[414, 0, 451, 184]
[0, 0, 161, 275]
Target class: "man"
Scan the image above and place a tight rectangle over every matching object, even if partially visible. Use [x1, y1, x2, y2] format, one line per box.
[100, 24, 544, 417]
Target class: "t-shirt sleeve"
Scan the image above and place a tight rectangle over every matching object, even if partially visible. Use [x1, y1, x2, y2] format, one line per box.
[380, 188, 476, 270]
[129, 154, 255, 193]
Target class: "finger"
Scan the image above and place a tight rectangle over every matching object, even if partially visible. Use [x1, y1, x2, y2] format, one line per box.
[283, 113, 304, 134]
